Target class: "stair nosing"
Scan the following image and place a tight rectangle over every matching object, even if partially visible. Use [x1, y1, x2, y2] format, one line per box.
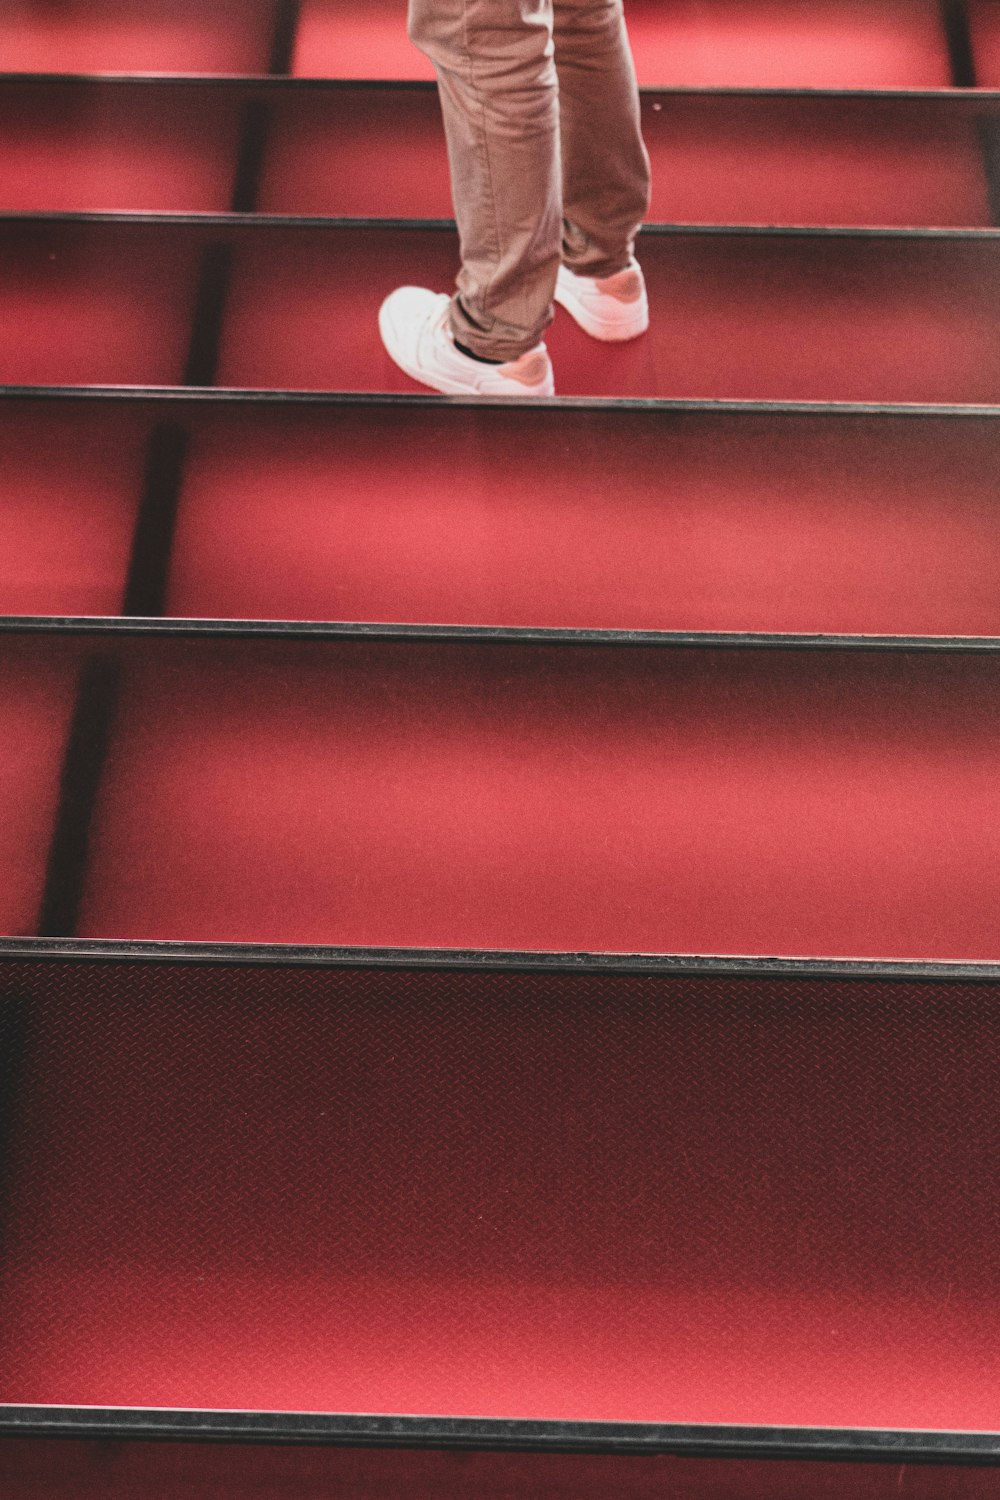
[6, 385, 1000, 420]
[0, 1403, 996, 1461]
[4, 72, 1000, 103]
[6, 207, 1000, 240]
[0, 936, 999, 986]
[4, 613, 1000, 654]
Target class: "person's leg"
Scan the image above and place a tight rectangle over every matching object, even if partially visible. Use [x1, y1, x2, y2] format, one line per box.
[407, 0, 562, 362]
[554, 0, 650, 279]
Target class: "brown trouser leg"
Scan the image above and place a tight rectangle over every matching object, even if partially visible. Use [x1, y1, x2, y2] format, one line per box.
[407, 0, 651, 361]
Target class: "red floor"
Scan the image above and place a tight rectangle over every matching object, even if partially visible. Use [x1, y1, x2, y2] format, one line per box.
[0, 0, 277, 75]
[0, 84, 241, 214]
[218, 224, 1000, 401]
[0, 82, 991, 227]
[0, 403, 141, 616]
[968, 0, 1000, 84]
[0, 221, 201, 388]
[257, 85, 456, 219]
[0, 0, 970, 89]
[637, 94, 990, 229]
[167, 405, 1000, 636]
[1, 965, 998, 1429]
[292, 0, 954, 87]
[259, 87, 994, 228]
[5, 214, 1000, 405]
[67, 637, 1000, 960]
[3, 1442, 998, 1500]
[0, 648, 80, 935]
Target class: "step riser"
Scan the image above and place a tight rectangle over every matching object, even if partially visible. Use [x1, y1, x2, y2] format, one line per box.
[2, 631, 999, 960]
[1, 82, 998, 228]
[7, 398, 1000, 637]
[5, 219, 1000, 402]
[1, 1438, 997, 1500]
[6, 0, 1000, 90]
[0, 960, 998, 1439]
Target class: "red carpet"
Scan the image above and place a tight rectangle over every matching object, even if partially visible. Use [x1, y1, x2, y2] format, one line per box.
[0, 403, 141, 616]
[167, 404, 1000, 636]
[0, 82, 992, 228]
[0, 0, 278, 74]
[2, 218, 998, 400]
[0, 647, 79, 933]
[66, 637, 1000, 959]
[0, 82, 242, 214]
[293, 0, 953, 87]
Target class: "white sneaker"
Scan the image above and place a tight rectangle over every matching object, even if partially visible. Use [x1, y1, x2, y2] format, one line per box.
[379, 286, 555, 397]
[555, 258, 649, 342]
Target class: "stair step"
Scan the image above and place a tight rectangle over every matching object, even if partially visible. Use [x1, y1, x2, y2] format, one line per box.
[2, 1436, 994, 1499]
[0, 958, 998, 1440]
[0, 0, 983, 87]
[4, 216, 1000, 402]
[0, 0, 282, 76]
[970, 0, 1000, 84]
[290, 0, 960, 88]
[0, 626, 995, 960]
[0, 78, 996, 228]
[7, 393, 1000, 637]
[0, 644, 79, 937]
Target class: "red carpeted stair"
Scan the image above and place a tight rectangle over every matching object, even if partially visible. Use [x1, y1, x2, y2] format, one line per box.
[0, 2, 999, 1495]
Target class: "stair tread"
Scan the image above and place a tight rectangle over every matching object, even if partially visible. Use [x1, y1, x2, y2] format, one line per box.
[0, 629, 993, 960]
[0, 960, 998, 1433]
[0, 79, 996, 227]
[8, 394, 1000, 638]
[3, 217, 1000, 403]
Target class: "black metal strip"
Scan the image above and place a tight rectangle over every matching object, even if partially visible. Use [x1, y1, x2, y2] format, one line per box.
[120, 424, 188, 618]
[941, 0, 978, 87]
[5, 386, 1000, 420]
[183, 243, 233, 387]
[0, 1407, 997, 1464]
[5, 72, 1000, 102]
[268, 0, 302, 75]
[230, 98, 271, 214]
[0, 615, 999, 654]
[1, 937, 1000, 985]
[5, 209, 1000, 241]
[36, 655, 121, 939]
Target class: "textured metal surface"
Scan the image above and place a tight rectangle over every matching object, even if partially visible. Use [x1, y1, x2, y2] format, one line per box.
[3, 1435, 1000, 1499]
[0, 961, 998, 1437]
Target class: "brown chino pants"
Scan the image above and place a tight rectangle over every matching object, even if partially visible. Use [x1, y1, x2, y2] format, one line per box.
[407, 0, 651, 361]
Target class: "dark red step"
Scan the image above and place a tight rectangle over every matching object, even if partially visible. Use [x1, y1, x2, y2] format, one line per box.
[0, 400, 143, 618]
[2, 1438, 998, 1500]
[969, 0, 1000, 82]
[293, 0, 955, 87]
[0, 80, 244, 214]
[0, 0, 963, 87]
[0, 644, 78, 935]
[0, 0, 280, 75]
[4, 217, 1000, 403]
[0, 79, 993, 228]
[0, 632, 978, 960]
[1, 960, 999, 1433]
[165, 404, 1000, 637]
[8, 394, 1000, 638]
